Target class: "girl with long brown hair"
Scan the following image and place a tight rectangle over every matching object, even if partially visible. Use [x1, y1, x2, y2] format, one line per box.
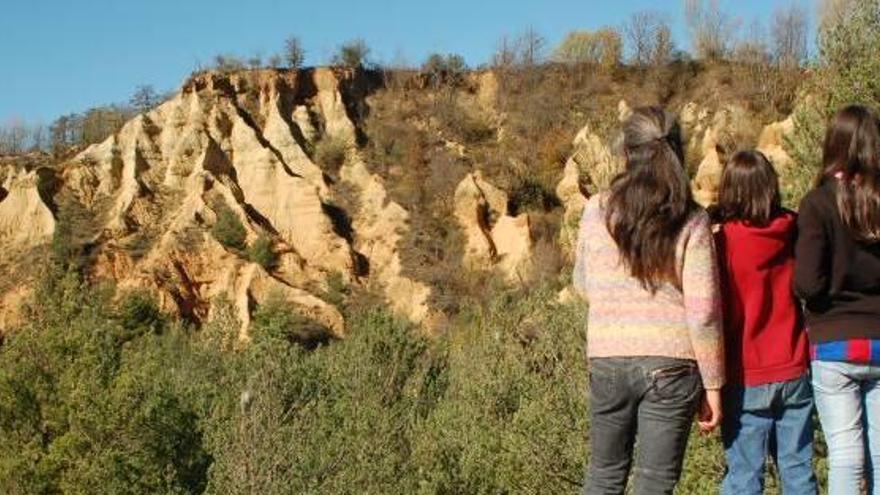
[573, 106, 724, 494]
[795, 104, 880, 494]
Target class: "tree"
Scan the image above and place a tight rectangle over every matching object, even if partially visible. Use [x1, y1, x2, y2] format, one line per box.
[283, 36, 305, 69]
[786, 0, 880, 205]
[771, 3, 809, 67]
[683, 0, 738, 61]
[624, 10, 671, 67]
[491, 35, 518, 69]
[517, 27, 546, 66]
[247, 52, 264, 69]
[130, 85, 159, 113]
[651, 23, 675, 67]
[734, 19, 770, 66]
[0, 119, 28, 154]
[553, 28, 622, 69]
[333, 39, 370, 69]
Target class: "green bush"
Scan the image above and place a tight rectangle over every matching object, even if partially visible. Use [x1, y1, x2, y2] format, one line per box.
[313, 135, 349, 173]
[246, 234, 277, 270]
[0, 269, 827, 493]
[116, 289, 166, 337]
[211, 202, 247, 251]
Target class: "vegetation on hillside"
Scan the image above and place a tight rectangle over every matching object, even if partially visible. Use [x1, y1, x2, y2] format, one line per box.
[785, 0, 880, 206]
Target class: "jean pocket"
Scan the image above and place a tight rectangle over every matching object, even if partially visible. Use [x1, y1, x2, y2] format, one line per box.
[646, 362, 701, 404]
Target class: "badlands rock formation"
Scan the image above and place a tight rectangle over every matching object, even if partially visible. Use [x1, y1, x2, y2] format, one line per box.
[0, 166, 55, 251]
[454, 172, 534, 282]
[555, 101, 627, 252]
[757, 116, 795, 170]
[684, 103, 793, 207]
[0, 68, 435, 337]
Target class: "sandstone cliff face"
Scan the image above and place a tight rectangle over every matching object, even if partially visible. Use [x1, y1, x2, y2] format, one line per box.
[453, 172, 534, 283]
[0, 69, 435, 337]
[0, 166, 55, 251]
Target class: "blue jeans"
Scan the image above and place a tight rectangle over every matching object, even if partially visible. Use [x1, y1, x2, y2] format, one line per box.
[812, 360, 880, 495]
[721, 375, 817, 495]
[584, 357, 703, 495]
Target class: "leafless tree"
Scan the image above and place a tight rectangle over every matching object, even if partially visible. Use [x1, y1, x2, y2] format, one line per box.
[734, 19, 770, 66]
[492, 35, 518, 69]
[283, 36, 305, 69]
[624, 10, 670, 67]
[130, 85, 160, 113]
[651, 23, 675, 67]
[771, 3, 809, 67]
[0, 118, 28, 154]
[517, 27, 546, 67]
[684, 0, 738, 60]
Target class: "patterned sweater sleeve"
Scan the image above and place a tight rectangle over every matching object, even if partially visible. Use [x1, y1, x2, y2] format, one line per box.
[681, 212, 726, 389]
[572, 197, 597, 301]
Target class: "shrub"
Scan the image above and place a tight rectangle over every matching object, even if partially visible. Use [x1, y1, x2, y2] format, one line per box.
[211, 202, 247, 251]
[212, 54, 247, 73]
[116, 289, 166, 337]
[324, 271, 348, 307]
[313, 135, 349, 173]
[246, 234, 277, 270]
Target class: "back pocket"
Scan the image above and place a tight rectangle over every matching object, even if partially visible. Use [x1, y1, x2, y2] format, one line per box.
[646, 362, 701, 404]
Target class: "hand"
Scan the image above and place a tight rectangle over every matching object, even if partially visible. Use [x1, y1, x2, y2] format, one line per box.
[697, 389, 722, 434]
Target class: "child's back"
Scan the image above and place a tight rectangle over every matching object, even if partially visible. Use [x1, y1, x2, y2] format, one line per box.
[716, 211, 809, 386]
[712, 150, 817, 495]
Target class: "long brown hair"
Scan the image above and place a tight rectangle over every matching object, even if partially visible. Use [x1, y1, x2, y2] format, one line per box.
[821, 105, 880, 242]
[605, 106, 697, 292]
[714, 150, 782, 226]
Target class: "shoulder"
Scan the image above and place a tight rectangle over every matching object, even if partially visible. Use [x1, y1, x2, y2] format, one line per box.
[798, 181, 835, 214]
[582, 193, 607, 224]
[684, 208, 712, 234]
[586, 192, 607, 212]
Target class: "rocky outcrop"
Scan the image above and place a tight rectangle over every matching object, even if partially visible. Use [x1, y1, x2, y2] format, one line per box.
[454, 172, 534, 282]
[683, 103, 759, 207]
[340, 159, 432, 323]
[757, 116, 795, 170]
[556, 103, 628, 252]
[0, 167, 55, 251]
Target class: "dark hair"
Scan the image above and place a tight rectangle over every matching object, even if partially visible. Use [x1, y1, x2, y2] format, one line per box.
[714, 150, 782, 226]
[605, 106, 697, 292]
[820, 105, 880, 242]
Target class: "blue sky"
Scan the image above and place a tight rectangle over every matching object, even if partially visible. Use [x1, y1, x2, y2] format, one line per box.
[0, 0, 814, 124]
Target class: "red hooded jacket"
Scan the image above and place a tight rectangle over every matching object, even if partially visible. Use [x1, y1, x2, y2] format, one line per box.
[715, 211, 810, 386]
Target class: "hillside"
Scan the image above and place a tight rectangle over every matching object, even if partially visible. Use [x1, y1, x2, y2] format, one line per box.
[0, 64, 800, 338]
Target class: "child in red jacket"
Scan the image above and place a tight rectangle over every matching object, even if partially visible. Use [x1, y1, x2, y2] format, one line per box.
[712, 150, 817, 495]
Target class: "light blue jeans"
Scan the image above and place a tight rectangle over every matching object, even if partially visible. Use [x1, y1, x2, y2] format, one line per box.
[812, 360, 880, 495]
[721, 376, 817, 495]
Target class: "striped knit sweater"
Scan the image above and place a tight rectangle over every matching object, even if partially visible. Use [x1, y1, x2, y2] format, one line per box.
[573, 194, 726, 389]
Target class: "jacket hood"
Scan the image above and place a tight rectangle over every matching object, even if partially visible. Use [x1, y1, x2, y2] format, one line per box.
[720, 211, 797, 267]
